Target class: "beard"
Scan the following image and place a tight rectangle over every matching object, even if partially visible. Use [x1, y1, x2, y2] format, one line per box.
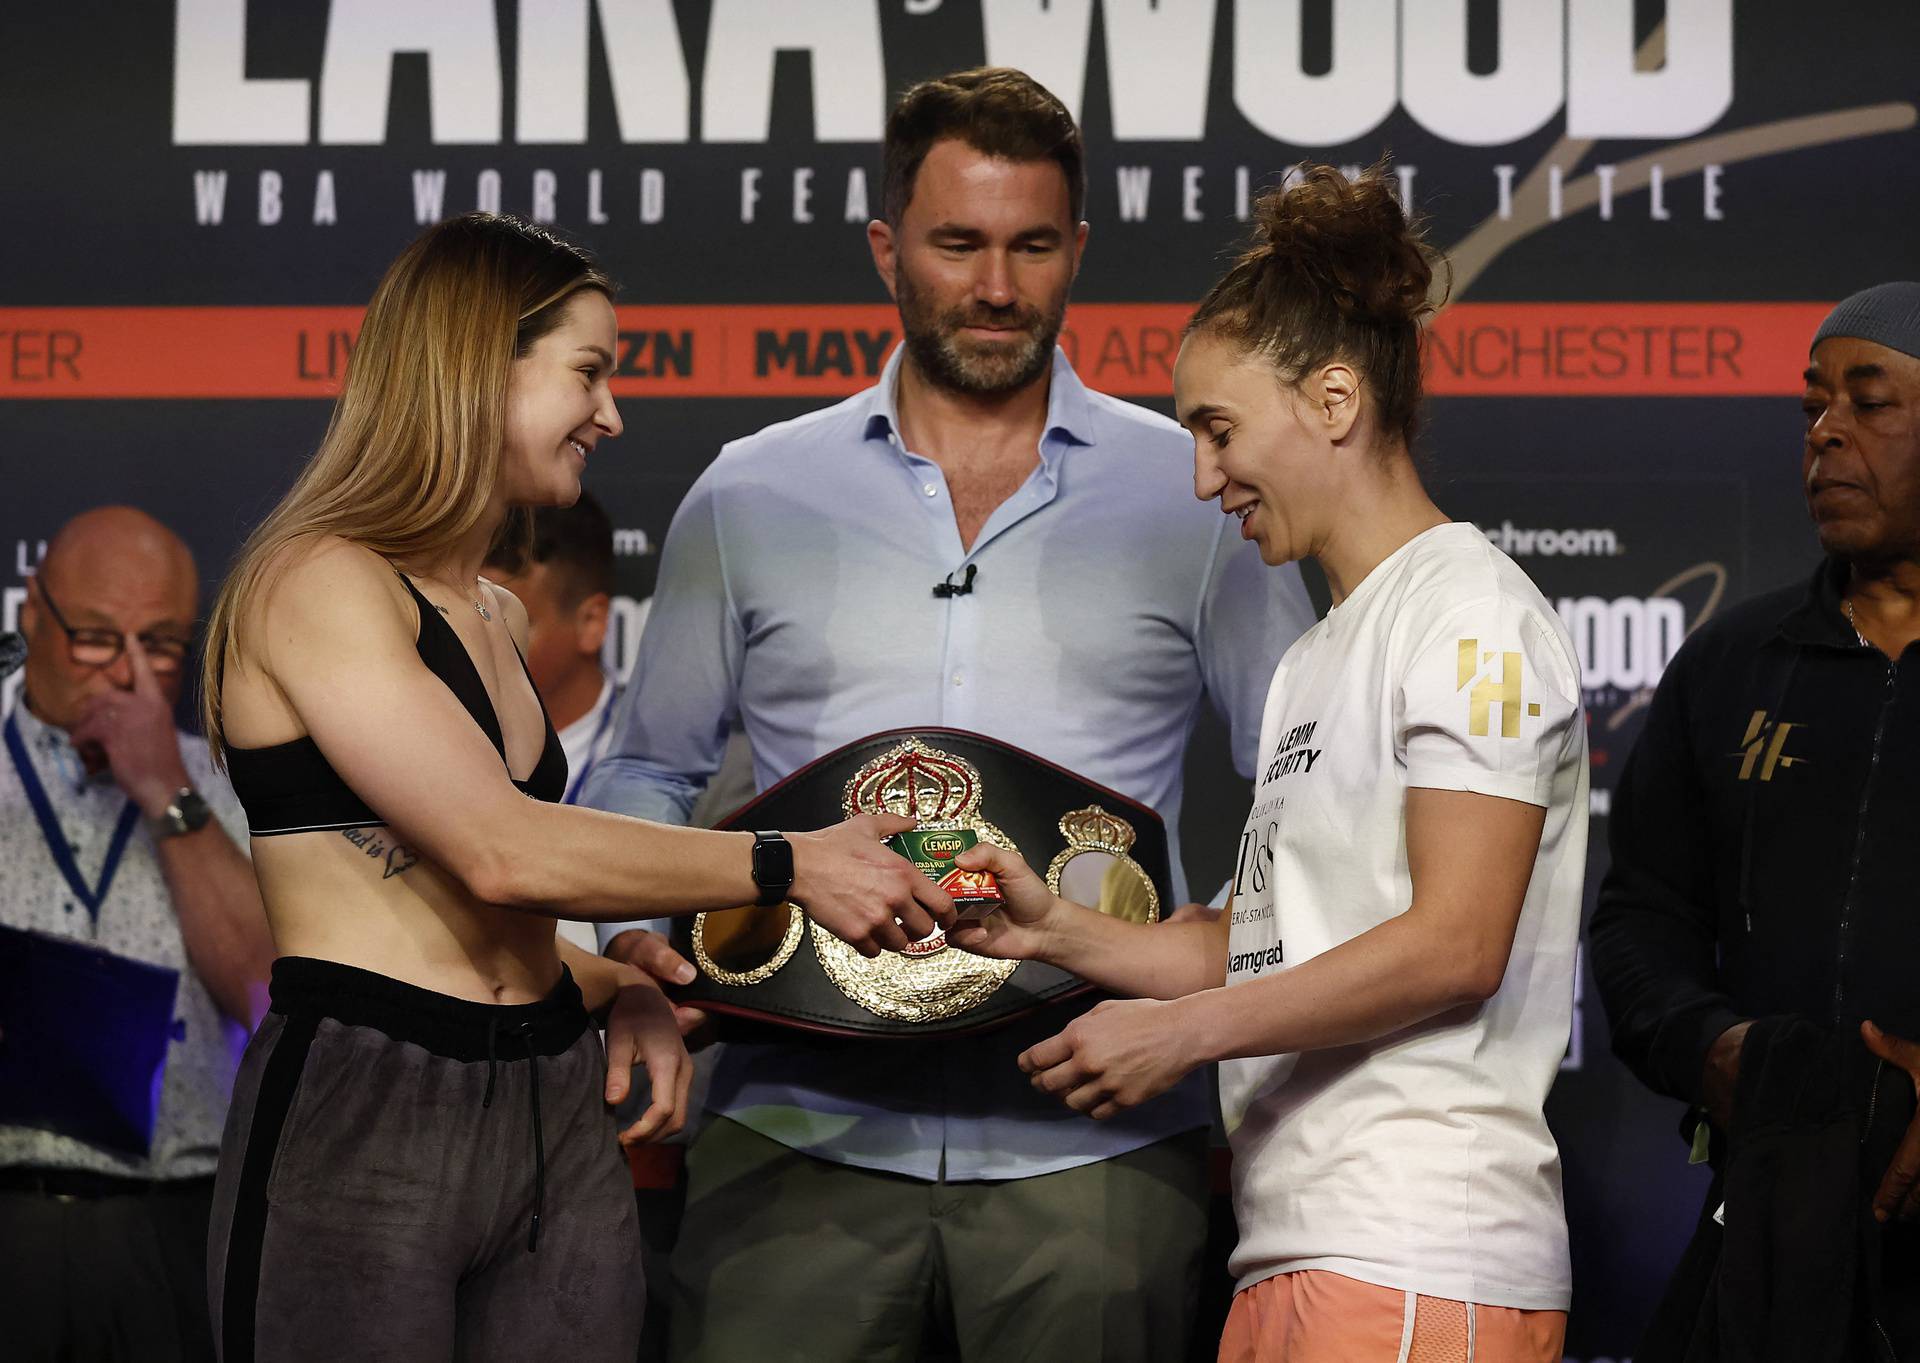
[895, 265, 1066, 398]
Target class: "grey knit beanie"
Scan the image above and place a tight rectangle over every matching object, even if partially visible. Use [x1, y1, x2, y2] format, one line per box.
[1811, 281, 1920, 360]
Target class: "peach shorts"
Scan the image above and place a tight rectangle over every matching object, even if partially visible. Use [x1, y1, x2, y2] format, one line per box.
[1218, 1270, 1567, 1363]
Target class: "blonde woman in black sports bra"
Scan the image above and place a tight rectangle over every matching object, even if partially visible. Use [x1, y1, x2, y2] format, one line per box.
[200, 214, 953, 1363]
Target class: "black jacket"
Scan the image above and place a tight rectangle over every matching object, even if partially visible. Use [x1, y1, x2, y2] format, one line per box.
[1591, 558, 1920, 1361]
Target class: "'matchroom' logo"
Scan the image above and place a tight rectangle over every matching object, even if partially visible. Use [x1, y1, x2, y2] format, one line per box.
[1482, 521, 1623, 558]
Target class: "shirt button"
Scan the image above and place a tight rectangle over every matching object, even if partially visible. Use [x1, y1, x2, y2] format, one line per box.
[952, 672, 964, 688]
[923, 483, 938, 497]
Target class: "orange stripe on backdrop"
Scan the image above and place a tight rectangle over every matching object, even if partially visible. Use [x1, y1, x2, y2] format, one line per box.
[0, 303, 1828, 400]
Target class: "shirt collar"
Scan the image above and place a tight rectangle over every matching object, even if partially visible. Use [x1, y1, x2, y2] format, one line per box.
[1778, 557, 1866, 650]
[862, 343, 1098, 466]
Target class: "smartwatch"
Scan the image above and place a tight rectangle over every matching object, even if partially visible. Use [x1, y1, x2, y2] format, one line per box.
[750, 831, 795, 906]
[153, 787, 213, 839]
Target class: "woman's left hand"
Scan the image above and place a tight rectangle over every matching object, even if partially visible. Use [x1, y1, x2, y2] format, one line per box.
[605, 976, 693, 1146]
[1018, 997, 1200, 1120]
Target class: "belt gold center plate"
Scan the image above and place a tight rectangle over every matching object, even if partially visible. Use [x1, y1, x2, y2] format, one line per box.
[810, 738, 1019, 1022]
[679, 727, 1176, 1037]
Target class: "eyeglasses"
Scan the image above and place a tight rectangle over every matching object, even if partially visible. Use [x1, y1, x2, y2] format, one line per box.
[34, 577, 192, 676]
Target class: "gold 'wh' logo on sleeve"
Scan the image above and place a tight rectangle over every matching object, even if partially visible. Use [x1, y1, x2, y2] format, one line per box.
[1731, 710, 1807, 782]
[1457, 640, 1542, 738]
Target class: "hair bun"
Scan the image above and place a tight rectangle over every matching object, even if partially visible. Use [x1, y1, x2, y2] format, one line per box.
[1251, 164, 1437, 327]
[1187, 161, 1448, 449]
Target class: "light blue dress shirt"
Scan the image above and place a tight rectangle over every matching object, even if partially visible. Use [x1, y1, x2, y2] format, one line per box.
[582, 345, 1315, 1180]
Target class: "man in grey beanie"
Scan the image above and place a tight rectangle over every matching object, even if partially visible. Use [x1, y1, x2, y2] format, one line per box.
[1590, 281, 1920, 1360]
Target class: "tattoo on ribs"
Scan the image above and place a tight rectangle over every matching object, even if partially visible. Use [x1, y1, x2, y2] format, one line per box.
[341, 827, 421, 879]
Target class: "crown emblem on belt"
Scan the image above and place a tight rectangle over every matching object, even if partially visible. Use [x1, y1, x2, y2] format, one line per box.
[843, 738, 985, 823]
[812, 737, 1018, 1020]
[1057, 804, 1137, 855]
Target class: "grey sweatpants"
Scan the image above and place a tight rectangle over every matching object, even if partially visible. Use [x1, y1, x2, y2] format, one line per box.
[207, 957, 643, 1362]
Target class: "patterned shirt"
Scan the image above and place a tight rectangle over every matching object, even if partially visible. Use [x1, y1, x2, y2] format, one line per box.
[0, 700, 249, 1180]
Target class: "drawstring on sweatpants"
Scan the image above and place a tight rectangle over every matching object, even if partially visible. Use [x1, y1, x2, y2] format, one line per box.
[481, 1014, 548, 1253]
[525, 1040, 544, 1252]
[483, 1017, 500, 1108]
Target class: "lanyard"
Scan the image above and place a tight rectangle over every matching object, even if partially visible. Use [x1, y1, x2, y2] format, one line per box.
[4, 710, 140, 926]
[561, 696, 618, 806]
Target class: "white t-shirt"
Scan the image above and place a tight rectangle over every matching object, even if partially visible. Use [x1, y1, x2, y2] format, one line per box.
[1218, 522, 1587, 1311]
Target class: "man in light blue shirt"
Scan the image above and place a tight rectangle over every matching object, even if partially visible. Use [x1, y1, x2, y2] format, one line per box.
[585, 68, 1313, 1363]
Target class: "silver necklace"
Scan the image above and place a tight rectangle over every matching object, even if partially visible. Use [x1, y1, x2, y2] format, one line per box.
[435, 575, 491, 621]
[1844, 597, 1869, 648]
[403, 565, 491, 620]
[445, 573, 491, 620]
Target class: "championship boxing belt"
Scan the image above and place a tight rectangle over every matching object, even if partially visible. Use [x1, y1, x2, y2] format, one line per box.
[670, 727, 1174, 1039]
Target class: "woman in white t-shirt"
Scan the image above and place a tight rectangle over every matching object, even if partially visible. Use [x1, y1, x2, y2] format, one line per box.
[951, 164, 1587, 1362]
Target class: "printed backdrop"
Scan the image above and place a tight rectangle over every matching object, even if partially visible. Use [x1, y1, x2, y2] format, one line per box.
[4, 4, 1917, 1355]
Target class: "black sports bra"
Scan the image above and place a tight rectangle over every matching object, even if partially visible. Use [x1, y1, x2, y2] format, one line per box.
[226, 573, 569, 836]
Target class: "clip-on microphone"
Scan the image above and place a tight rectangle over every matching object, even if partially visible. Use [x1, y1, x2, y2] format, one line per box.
[932, 565, 978, 599]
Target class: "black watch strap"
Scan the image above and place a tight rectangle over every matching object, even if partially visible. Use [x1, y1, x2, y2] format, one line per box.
[750, 830, 794, 907]
[153, 787, 213, 839]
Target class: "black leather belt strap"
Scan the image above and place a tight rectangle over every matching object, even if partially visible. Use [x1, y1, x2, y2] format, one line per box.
[669, 727, 1175, 1040]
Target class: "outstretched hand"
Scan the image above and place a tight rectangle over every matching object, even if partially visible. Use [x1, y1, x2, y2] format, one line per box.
[788, 813, 957, 958]
[1863, 1020, 1920, 1223]
[944, 841, 1062, 962]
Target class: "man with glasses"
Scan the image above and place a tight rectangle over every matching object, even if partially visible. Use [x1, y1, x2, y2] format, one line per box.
[0, 505, 274, 1363]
